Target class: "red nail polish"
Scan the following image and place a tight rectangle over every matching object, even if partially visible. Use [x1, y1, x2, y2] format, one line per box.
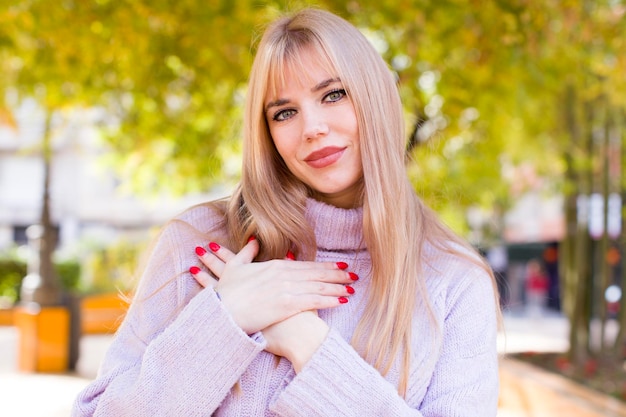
[209, 242, 220, 252]
[345, 285, 355, 295]
[286, 250, 296, 260]
[189, 266, 201, 274]
[338, 296, 349, 304]
[247, 235, 256, 243]
[336, 262, 348, 270]
[195, 246, 207, 256]
[349, 272, 359, 281]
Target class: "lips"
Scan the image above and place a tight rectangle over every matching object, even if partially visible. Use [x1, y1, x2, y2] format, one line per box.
[304, 146, 346, 169]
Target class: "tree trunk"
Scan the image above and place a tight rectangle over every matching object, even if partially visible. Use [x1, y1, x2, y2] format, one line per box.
[597, 98, 610, 355]
[612, 108, 626, 359]
[19, 110, 62, 306]
[562, 85, 594, 368]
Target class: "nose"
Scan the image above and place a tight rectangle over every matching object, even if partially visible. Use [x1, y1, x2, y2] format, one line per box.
[302, 109, 329, 141]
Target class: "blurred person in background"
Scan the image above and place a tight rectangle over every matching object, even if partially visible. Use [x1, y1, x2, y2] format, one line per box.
[525, 258, 548, 317]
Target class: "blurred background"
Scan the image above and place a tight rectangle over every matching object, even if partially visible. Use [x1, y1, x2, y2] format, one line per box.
[0, 0, 625, 415]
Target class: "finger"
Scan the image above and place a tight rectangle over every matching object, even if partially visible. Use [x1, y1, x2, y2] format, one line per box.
[195, 246, 226, 278]
[189, 266, 218, 289]
[297, 281, 356, 298]
[226, 236, 260, 266]
[273, 259, 352, 272]
[265, 258, 358, 284]
[296, 267, 359, 284]
[206, 241, 237, 262]
[291, 294, 351, 311]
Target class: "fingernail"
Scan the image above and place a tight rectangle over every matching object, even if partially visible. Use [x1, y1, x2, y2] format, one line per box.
[338, 297, 349, 304]
[349, 272, 359, 281]
[286, 250, 296, 260]
[189, 266, 201, 274]
[247, 235, 256, 243]
[345, 285, 355, 294]
[336, 262, 348, 270]
[209, 242, 220, 252]
[195, 246, 207, 256]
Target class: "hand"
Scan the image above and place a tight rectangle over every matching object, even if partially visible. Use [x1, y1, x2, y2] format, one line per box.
[262, 310, 329, 373]
[189, 238, 356, 334]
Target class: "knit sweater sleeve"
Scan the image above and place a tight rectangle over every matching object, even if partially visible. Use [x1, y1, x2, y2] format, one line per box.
[418, 267, 499, 416]
[72, 218, 267, 417]
[268, 266, 499, 417]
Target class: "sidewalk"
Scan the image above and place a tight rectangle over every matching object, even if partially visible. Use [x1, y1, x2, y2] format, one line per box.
[0, 328, 111, 417]
[1, 311, 626, 416]
[496, 310, 626, 417]
[498, 358, 626, 417]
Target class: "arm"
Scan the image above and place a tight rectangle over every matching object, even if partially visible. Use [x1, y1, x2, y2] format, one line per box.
[72, 224, 266, 417]
[418, 270, 499, 416]
[269, 268, 499, 417]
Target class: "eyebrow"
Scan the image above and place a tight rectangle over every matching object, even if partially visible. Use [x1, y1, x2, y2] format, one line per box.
[264, 77, 342, 113]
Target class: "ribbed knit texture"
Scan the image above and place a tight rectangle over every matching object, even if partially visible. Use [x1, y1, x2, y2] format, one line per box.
[72, 198, 499, 416]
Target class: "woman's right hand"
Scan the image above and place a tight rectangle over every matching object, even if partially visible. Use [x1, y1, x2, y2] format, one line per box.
[190, 238, 356, 335]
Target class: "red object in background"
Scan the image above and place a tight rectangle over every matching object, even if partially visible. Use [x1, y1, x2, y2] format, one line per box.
[607, 247, 621, 266]
[528, 274, 548, 291]
[543, 246, 558, 264]
[527, 262, 549, 292]
[555, 356, 572, 373]
[584, 358, 598, 377]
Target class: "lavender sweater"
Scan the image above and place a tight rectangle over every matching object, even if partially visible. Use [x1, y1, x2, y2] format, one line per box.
[73, 199, 499, 416]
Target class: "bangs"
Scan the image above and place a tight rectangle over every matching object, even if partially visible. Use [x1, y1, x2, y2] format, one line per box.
[265, 34, 339, 102]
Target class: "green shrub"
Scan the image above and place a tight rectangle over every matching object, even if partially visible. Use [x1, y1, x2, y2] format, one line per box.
[83, 240, 142, 294]
[56, 259, 81, 292]
[0, 235, 149, 303]
[0, 258, 26, 305]
[0, 255, 81, 304]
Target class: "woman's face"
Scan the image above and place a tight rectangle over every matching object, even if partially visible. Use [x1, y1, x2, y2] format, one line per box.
[264, 50, 363, 209]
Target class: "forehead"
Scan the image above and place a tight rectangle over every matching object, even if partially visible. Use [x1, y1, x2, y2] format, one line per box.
[265, 45, 338, 101]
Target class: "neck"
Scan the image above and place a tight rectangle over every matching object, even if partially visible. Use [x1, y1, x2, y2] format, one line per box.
[306, 198, 365, 251]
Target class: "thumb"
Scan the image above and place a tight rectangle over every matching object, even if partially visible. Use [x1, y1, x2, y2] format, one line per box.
[230, 235, 260, 266]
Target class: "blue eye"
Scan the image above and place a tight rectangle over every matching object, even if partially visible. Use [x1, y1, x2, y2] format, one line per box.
[273, 108, 296, 121]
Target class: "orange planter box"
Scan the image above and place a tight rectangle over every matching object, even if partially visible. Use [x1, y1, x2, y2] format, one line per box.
[0, 308, 14, 326]
[1, 293, 130, 334]
[14, 305, 69, 373]
[80, 293, 130, 334]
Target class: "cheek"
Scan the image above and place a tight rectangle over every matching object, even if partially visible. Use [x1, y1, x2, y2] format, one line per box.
[337, 105, 359, 139]
[270, 130, 296, 163]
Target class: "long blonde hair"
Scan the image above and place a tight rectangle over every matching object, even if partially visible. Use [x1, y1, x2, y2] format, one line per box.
[224, 8, 498, 395]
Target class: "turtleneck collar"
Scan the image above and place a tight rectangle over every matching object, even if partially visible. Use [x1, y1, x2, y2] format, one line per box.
[305, 198, 366, 251]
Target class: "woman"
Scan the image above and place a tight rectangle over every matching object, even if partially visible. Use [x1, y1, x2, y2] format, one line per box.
[73, 7, 500, 416]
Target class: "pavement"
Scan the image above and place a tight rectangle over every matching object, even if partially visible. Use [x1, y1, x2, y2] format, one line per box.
[1, 309, 626, 416]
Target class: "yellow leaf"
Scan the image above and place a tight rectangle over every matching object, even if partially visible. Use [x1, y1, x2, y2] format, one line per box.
[0, 107, 17, 130]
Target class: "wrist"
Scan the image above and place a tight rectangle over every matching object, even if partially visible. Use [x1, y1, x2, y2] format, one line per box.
[288, 318, 329, 373]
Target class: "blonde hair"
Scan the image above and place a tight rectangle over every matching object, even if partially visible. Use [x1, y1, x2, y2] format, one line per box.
[220, 8, 500, 396]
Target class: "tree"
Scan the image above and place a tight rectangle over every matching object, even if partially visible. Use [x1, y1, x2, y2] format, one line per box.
[333, 0, 625, 372]
[0, 0, 277, 303]
[2, 1, 626, 373]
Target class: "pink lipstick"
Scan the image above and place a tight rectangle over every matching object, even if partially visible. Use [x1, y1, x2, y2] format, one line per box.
[304, 146, 345, 168]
